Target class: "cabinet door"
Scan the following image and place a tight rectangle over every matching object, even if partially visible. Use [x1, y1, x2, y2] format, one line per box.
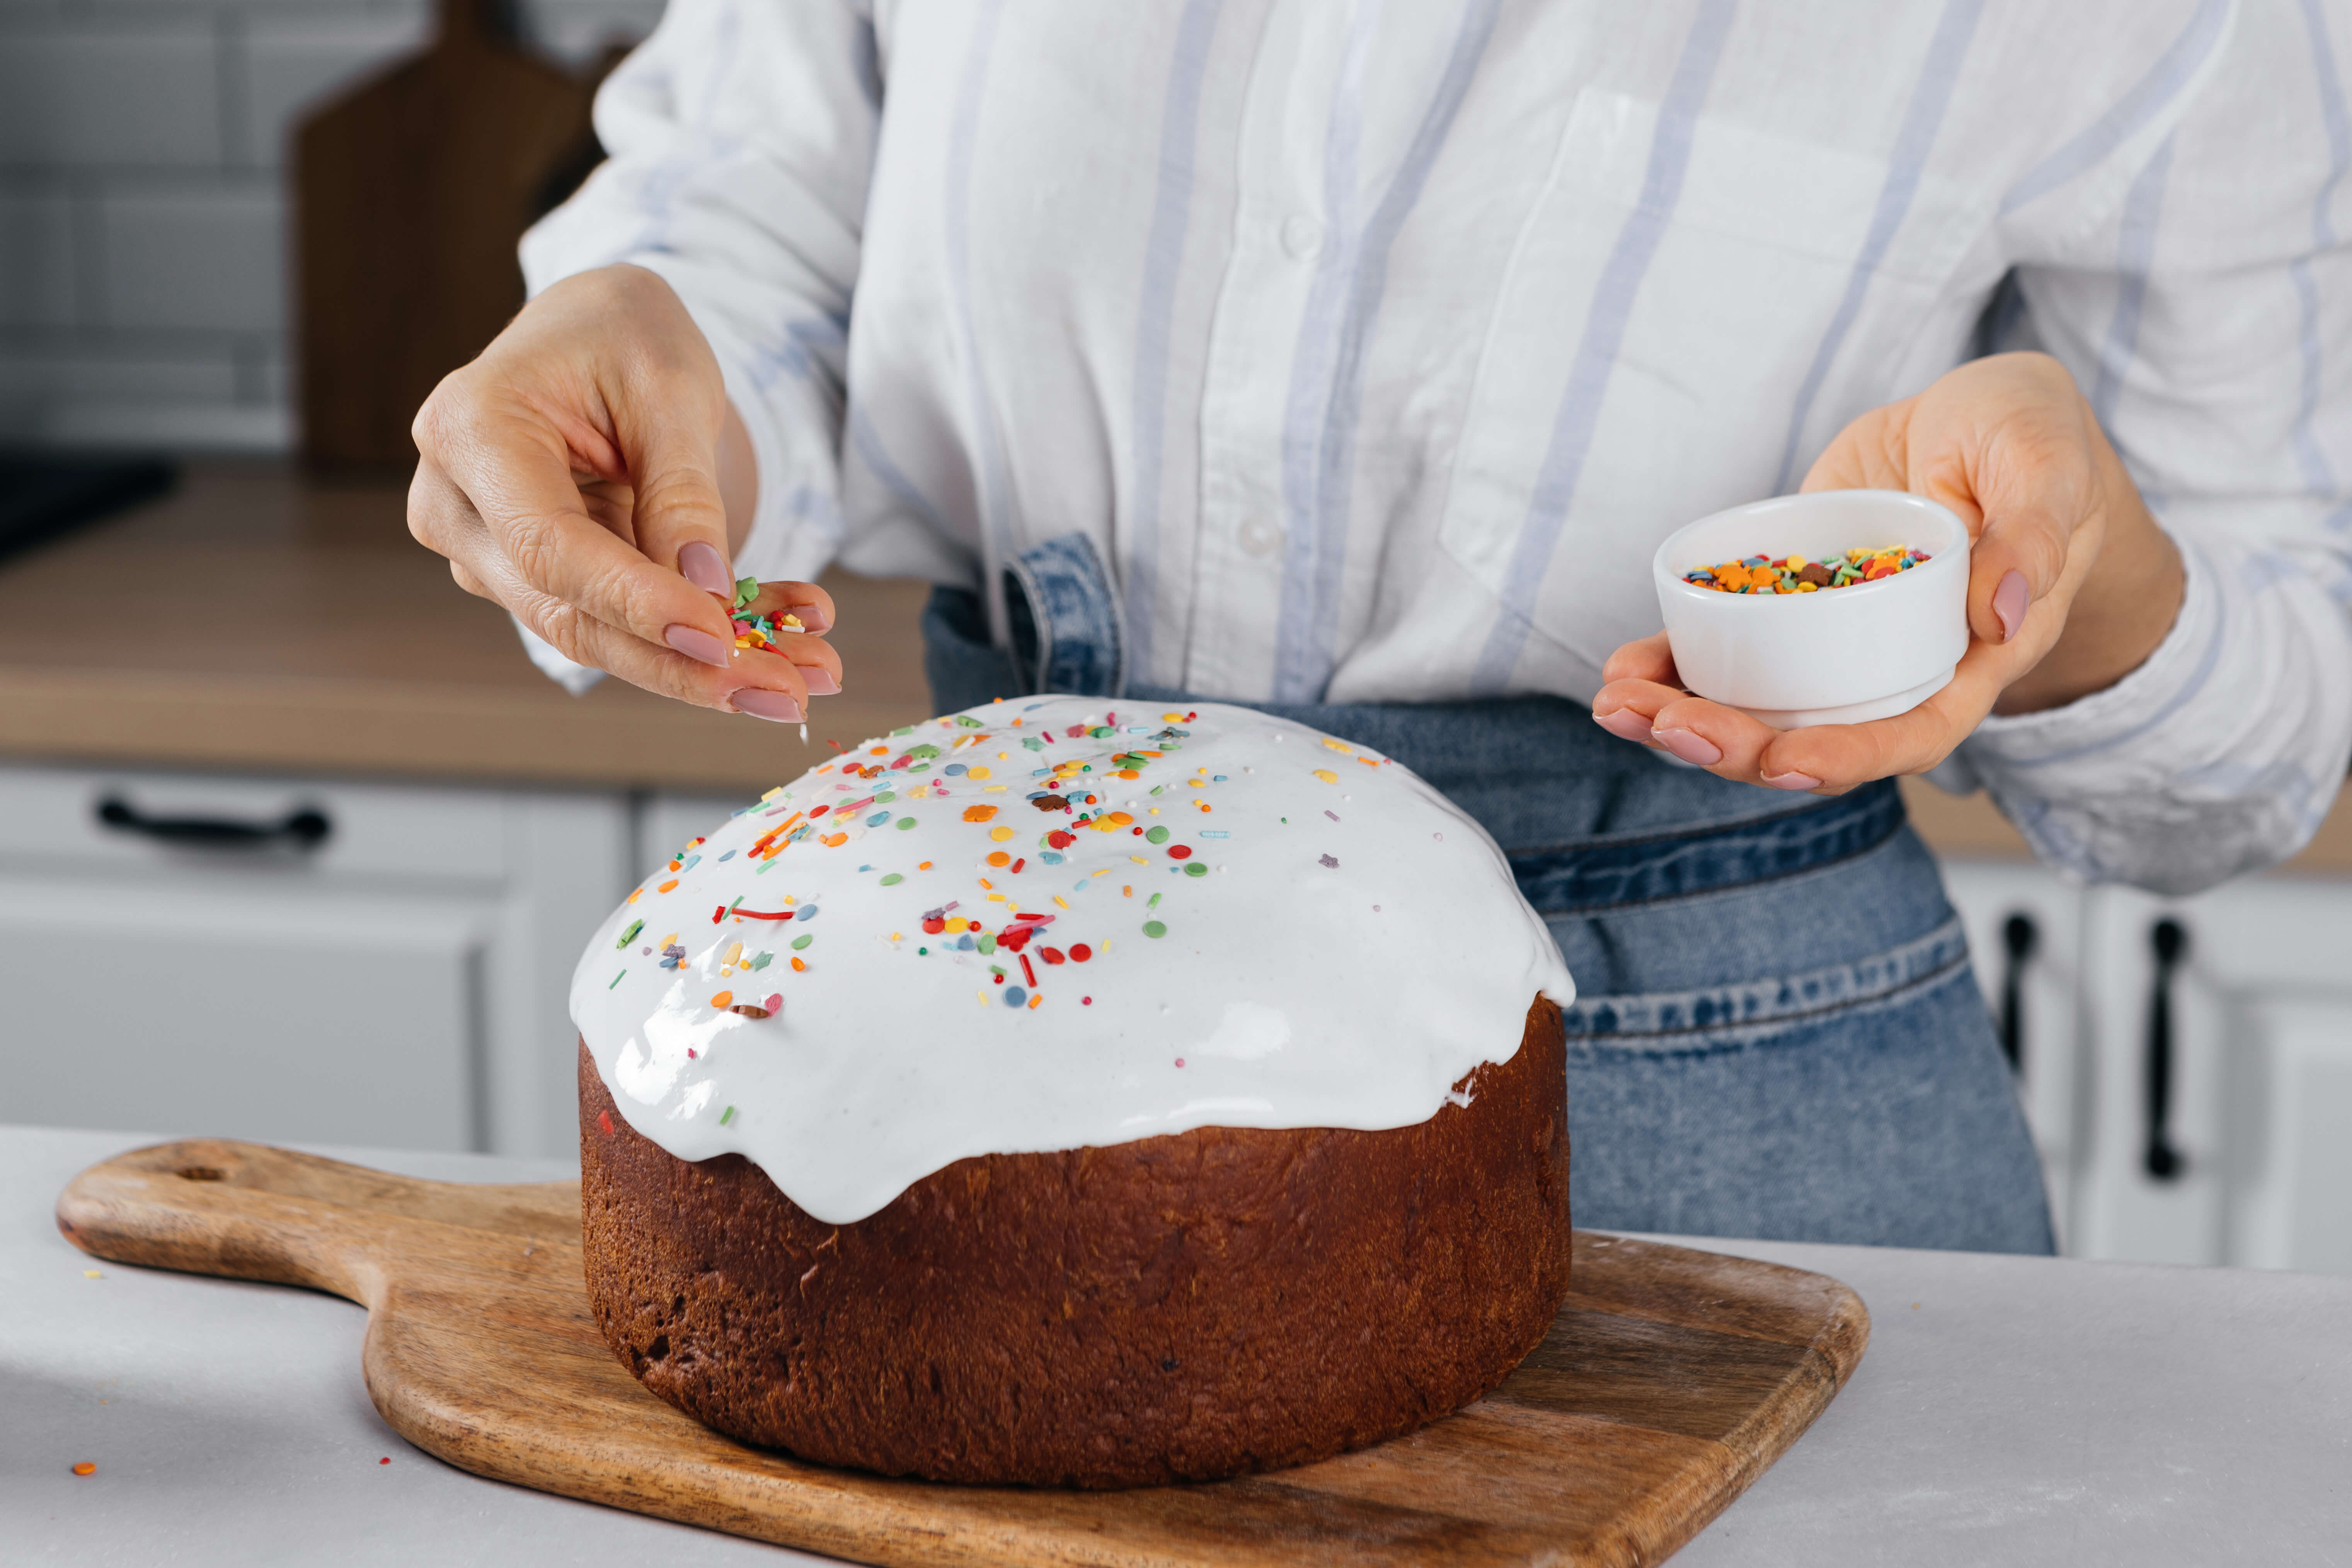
[1934, 860, 2087, 1250]
[0, 766, 628, 1157]
[2078, 880, 2352, 1275]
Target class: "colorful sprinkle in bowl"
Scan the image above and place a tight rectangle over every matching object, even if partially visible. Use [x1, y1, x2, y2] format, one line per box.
[1651, 489, 1971, 729]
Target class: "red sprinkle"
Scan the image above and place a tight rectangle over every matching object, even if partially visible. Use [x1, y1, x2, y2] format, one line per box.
[732, 908, 796, 921]
[1010, 858, 1025, 872]
[1167, 844, 1192, 860]
[1040, 947, 1066, 965]
[921, 916, 946, 934]
[1020, 953, 1038, 987]
[809, 805, 830, 817]
[598, 1110, 615, 1137]
[1047, 831, 1075, 849]
[1070, 943, 1093, 963]
[1082, 996, 1093, 1005]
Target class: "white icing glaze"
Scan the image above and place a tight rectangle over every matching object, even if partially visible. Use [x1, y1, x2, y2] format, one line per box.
[571, 696, 1574, 1224]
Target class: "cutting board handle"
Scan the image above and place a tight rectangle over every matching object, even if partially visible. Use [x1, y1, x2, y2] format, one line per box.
[55, 1138, 580, 1308]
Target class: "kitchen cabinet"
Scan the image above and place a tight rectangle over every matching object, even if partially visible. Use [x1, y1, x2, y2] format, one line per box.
[1938, 856, 2352, 1275]
[0, 763, 630, 1158]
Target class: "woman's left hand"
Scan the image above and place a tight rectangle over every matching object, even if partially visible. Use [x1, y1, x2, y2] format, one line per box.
[1591, 351, 2186, 793]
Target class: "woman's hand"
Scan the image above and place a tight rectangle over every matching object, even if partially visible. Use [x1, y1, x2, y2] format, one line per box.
[407, 264, 842, 722]
[1591, 352, 2184, 791]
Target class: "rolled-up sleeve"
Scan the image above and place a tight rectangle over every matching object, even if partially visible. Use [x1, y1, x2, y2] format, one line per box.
[519, 0, 879, 590]
[1950, 0, 2352, 894]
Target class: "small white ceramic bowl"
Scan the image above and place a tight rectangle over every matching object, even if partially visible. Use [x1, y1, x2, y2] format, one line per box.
[1651, 490, 1971, 729]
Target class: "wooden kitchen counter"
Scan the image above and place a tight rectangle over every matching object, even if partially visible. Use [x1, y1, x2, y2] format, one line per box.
[3, 460, 2346, 867]
[0, 461, 935, 794]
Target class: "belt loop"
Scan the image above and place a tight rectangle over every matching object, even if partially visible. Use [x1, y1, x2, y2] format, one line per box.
[1001, 533, 1127, 697]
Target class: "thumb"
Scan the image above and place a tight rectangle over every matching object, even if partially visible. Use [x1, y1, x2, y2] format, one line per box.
[607, 323, 737, 605]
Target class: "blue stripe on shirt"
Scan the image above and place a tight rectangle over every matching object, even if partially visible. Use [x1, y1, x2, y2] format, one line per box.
[1996, 0, 2231, 217]
[1470, 0, 1739, 695]
[2293, 0, 2352, 523]
[1124, 0, 1226, 684]
[1775, 0, 1985, 494]
[2088, 133, 2177, 428]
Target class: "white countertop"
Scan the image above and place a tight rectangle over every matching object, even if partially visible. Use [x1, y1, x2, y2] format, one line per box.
[6, 1125, 2347, 1566]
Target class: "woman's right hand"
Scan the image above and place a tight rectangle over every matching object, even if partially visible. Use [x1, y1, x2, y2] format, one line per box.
[408, 264, 841, 722]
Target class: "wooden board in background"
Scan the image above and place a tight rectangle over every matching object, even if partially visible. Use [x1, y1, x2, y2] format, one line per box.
[58, 1139, 1868, 1567]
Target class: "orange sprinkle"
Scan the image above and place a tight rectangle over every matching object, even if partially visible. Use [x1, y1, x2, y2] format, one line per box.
[1027, 994, 1042, 1009]
[657, 879, 679, 893]
[1105, 811, 1134, 826]
[869, 745, 887, 755]
[72, 1462, 94, 1476]
[820, 832, 848, 847]
[962, 805, 998, 823]
[986, 851, 1011, 867]
[710, 991, 734, 1009]
[790, 956, 807, 972]
[1123, 885, 1133, 897]
[918, 861, 933, 870]
[626, 889, 642, 904]
[1116, 769, 1139, 780]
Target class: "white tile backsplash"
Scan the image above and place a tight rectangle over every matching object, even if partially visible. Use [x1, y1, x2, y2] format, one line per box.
[0, 0, 658, 453]
[0, 191, 78, 329]
[0, 23, 224, 170]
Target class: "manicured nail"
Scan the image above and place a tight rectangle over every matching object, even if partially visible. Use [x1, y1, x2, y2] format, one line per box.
[732, 688, 803, 723]
[1993, 570, 2028, 643]
[678, 540, 732, 596]
[795, 604, 833, 634]
[1655, 728, 1724, 766]
[1763, 770, 1824, 791]
[1594, 708, 1654, 744]
[802, 668, 840, 696]
[664, 624, 729, 667]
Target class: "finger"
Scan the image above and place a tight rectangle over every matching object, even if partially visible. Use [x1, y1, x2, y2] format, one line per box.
[739, 579, 838, 635]
[725, 628, 844, 695]
[1750, 649, 2008, 788]
[418, 377, 737, 668]
[1599, 630, 1676, 686]
[1646, 694, 1790, 781]
[1800, 398, 1917, 496]
[508, 575, 814, 719]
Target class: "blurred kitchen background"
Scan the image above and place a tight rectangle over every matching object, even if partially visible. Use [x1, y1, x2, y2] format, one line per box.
[2, 0, 2349, 1277]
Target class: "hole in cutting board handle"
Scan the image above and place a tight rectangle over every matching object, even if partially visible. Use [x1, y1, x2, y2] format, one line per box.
[177, 1167, 227, 1182]
[95, 796, 332, 852]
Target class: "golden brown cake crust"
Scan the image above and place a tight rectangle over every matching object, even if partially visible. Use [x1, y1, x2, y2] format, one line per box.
[577, 996, 1569, 1488]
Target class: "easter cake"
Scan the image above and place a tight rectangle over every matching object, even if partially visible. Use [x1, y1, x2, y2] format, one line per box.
[572, 695, 1575, 1488]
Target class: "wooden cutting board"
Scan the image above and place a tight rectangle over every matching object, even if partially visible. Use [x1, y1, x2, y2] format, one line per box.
[56, 1139, 1868, 1567]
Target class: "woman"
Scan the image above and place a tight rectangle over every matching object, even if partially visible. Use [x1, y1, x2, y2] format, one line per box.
[408, 0, 2352, 1251]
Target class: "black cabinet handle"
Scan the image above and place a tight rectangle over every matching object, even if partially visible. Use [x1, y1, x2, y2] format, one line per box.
[96, 796, 332, 851]
[1998, 912, 2037, 1074]
[2144, 918, 2188, 1181]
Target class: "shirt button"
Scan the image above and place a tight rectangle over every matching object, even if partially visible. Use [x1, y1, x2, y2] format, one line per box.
[1280, 214, 1324, 260]
[1239, 517, 1281, 558]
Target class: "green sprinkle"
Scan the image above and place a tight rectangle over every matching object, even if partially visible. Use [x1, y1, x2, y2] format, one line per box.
[1142, 920, 1167, 939]
[1022, 737, 1043, 751]
[616, 919, 643, 948]
[1150, 785, 1164, 795]
[918, 946, 929, 954]
[1185, 863, 1207, 878]
[1090, 726, 1115, 738]
[757, 859, 778, 873]
[896, 817, 916, 830]
[957, 716, 983, 727]
[880, 872, 904, 886]
[874, 790, 896, 803]
[908, 744, 942, 759]
[609, 969, 626, 988]
[1145, 826, 1170, 844]
[1147, 892, 1162, 909]
[892, 725, 915, 736]
[719, 1105, 736, 1126]
[791, 933, 812, 950]
[731, 576, 757, 610]
[751, 952, 773, 969]
[978, 933, 997, 955]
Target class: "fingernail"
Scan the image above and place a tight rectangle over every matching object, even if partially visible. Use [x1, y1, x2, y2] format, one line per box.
[732, 688, 803, 723]
[1594, 708, 1654, 744]
[795, 605, 833, 634]
[802, 668, 840, 696]
[678, 540, 732, 596]
[1993, 570, 2029, 642]
[664, 624, 729, 667]
[1763, 770, 1824, 791]
[1654, 728, 1724, 766]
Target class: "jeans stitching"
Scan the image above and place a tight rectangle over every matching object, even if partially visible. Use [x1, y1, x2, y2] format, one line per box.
[1524, 797, 1907, 917]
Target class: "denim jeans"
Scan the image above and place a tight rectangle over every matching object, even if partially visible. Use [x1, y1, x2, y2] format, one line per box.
[924, 543, 2054, 1254]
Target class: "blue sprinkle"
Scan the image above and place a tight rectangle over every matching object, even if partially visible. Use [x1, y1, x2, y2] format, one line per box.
[1211, 775, 1227, 781]
[1073, 879, 1090, 892]
[1004, 985, 1027, 1006]
[866, 811, 891, 826]
[717, 850, 737, 861]
[797, 907, 819, 921]
[1201, 830, 1229, 839]
[956, 934, 976, 950]
[1039, 850, 1065, 865]
[1031, 767, 1051, 776]
[858, 864, 872, 872]
[944, 764, 967, 776]
[681, 854, 700, 870]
